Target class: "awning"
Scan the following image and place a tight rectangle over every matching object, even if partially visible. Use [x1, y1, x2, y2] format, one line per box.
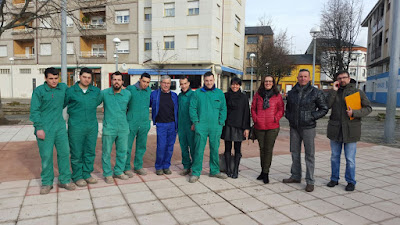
[128, 69, 211, 75]
[221, 66, 243, 75]
[53, 66, 101, 69]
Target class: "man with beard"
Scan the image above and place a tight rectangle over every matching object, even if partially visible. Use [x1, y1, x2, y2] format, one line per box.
[124, 73, 151, 176]
[65, 67, 101, 186]
[326, 71, 371, 191]
[30, 67, 76, 194]
[100, 71, 131, 183]
[178, 77, 195, 176]
[189, 72, 228, 183]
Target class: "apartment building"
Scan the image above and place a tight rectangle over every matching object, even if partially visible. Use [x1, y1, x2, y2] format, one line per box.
[242, 26, 273, 94]
[134, 0, 245, 92]
[361, 0, 400, 106]
[0, 0, 245, 98]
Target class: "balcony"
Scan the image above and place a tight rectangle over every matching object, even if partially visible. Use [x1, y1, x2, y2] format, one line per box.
[13, 54, 35, 59]
[11, 28, 34, 35]
[81, 23, 106, 30]
[80, 51, 106, 58]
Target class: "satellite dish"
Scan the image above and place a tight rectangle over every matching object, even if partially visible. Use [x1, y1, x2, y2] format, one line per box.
[121, 63, 127, 71]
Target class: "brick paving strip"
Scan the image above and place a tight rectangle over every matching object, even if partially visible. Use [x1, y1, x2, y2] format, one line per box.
[1, 125, 399, 224]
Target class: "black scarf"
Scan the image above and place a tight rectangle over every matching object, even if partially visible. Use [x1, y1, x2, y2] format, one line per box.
[260, 89, 274, 109]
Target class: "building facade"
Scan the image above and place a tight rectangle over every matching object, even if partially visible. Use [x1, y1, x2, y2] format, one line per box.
[0, 0, 246, 98]
[361, 0, 400, 106]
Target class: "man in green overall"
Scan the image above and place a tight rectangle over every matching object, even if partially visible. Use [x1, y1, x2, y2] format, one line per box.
[30, 67, 76, 194]
[124, 73, 151, 176]
[65, 67, 101, 187]
[189, 72, 228, 183]
[101, 71, 131, 183]
[178, 77, 195, 176]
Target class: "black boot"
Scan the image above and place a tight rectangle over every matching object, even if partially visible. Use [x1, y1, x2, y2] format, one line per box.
[232, 153, 242, 179]
[263, 173, 269, 184]
[257, 171, 264, 180]
[224, 152, 232, 177]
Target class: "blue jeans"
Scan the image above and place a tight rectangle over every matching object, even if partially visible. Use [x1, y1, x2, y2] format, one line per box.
[330, 140, 357, 185]
[155, 122, 177, 170]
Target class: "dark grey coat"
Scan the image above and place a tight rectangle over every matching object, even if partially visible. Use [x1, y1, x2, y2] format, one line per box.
[327, 83, 372, 143]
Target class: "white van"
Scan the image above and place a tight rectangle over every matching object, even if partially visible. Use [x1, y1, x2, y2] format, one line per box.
[149, 79, 181, 95]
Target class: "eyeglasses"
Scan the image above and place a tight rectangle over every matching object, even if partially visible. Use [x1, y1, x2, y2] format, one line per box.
[337, 76, 349, 80]
[264, 80, 273, 83]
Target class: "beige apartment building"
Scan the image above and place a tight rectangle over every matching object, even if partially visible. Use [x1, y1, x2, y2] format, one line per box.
[242, 26, 273, 95]
[0, 0, 245, 98]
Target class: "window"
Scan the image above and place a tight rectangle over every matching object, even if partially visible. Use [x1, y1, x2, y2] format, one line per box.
[188, 1, 199, 15]
[246, 67, 252, 74]
[40, 43, 51, 56]
[187, 35, 198, 49]
[246, 52, 256, 59]
[67, 42, 74, 55]
[118, 40, 129, 53]
[92, 44, 105, 57]
[39, 18, 51, 28]
[115, 10, 130, 24]
[235, 15, 240, 32]
[164, 36, 175, 50]
[144, 38, 152, 51]
[247, 36, 258, 44]
[66, 16, 74, 27]
[91, 16, 104, 25]
[144, 7, 152, 21]
[217, 4, 221, 19]
[234, 44, 240, 59]
[0, 45, 7, 57]
[20, 68, 31, 74]
[216, 37, 220, 51]
[0, 69, 10, 74]
[164, 3, 175, 17]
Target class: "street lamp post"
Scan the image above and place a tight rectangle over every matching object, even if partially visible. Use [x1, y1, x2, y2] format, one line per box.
[250, 53, 256, 103]
[310, 26, 321, 87]
[9, 57, 14, 98]
[113, 37, 121, 71]
[265, 62, 270, 75]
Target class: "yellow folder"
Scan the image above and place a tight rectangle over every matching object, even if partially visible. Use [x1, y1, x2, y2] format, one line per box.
[345, 92, 361, 120]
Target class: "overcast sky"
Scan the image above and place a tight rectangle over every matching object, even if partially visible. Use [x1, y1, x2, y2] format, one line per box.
[245, 0, 378, 54]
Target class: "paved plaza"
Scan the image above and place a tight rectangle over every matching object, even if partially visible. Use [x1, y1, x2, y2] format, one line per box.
[0, 125, 400, 225]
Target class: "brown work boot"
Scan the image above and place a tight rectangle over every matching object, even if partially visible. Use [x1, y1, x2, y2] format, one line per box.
[180, 169, 191, 176]
[59, 182, 76, 191]
[104, 176, 114, 184]
[124, 170, 134, 178]
[85, 177, 98, 184]
[40, 185, 53, 195]
[305, 184, 314, 192]
[75, 179, 87, 187]
[163, 169, 172, 175]
[134, 168, 147, 176]
[156, 169, 164, 175]
[210, 173, 228, 179]
[282, 178, 301, 183]
[113, 174, 129, 180]
[189, 175, 199, 183]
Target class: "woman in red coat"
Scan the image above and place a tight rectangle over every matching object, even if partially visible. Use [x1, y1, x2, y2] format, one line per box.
[251, 75, 284, 183]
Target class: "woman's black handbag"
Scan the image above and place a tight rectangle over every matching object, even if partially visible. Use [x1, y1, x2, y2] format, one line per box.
[249, 125, 256, 142]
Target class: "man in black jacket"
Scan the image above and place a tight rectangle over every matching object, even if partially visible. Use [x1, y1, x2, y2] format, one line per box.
[326, 71, 371, 191]
[284, 69, 328, 192]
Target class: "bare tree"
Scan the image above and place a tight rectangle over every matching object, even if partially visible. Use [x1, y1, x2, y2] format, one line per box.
[144, 41, 178, 80]
[249, 30, 295, 88]
[318, 0, 363, 79]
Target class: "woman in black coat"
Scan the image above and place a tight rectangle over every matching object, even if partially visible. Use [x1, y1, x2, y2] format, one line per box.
[221, 77, 250, 178]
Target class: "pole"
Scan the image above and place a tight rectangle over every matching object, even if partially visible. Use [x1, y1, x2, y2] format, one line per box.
[384, 0, 400, 143]
[312, 37, 316, 87]
[250, 58, 254, 103]
[61, 0, 67, 84]
[10, 62, 13, 98]
[355, 55, 360, 88]
[115, 55, 118, 71]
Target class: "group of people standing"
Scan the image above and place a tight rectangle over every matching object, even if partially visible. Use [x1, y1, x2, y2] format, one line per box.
[30, 66, 371, 195]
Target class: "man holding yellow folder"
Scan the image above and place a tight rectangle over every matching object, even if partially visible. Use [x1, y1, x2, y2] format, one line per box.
[326, 71, 372, 191]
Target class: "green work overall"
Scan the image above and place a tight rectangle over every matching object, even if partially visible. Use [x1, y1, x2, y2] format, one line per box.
[125, 83, 151, 171]
[101, 88, 131, 177]
[178, 89, 195, 169]
[30, 82, 72, 186]
[189, 88, 227, 177]
[65, 82, 101, 182]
